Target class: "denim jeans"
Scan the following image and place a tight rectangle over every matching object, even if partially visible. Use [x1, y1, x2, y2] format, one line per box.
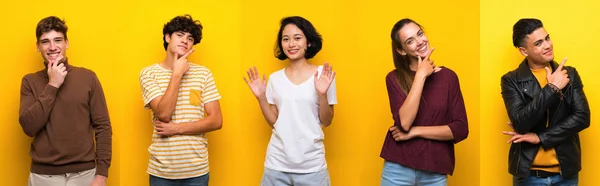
[381, 161, 447, 186]
[513, 174, 578, 186]
[150, 173, 209, 186]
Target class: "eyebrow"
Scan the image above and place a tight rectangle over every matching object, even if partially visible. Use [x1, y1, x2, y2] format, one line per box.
[40, 37, 64, 41]
[533, 34, 550, 45]
[283, 34, 303, 37]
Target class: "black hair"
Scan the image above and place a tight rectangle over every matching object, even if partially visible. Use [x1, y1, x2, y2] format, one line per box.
[512, 18, 543, 47]
[163, 14, 203, 50]
[274, 16, 322, 60]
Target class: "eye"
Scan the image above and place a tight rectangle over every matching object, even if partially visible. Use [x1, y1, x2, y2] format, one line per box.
[188, 37, 194, 42]
[295, 37, 301, 40]
[406, 39, 413, 45]
[283, 38, 289, 42]
[417, 31, 424, 37]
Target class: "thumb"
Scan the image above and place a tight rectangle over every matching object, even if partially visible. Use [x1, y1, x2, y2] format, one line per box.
[418, 56, 422, 63]
[544, 67, 552, 76]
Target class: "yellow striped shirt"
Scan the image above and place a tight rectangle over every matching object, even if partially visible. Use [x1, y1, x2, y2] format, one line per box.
[139, 63, 221, 179]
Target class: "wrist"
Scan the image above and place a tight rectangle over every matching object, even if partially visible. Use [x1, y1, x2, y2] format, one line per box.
[257, 94, 268, 101]
[48, 82, 60, 88]
[410, 126, 422, 138]
[176, 123, 185, 135]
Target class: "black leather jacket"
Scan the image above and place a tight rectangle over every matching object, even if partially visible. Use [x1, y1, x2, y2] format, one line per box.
[501, 59, 590, 178]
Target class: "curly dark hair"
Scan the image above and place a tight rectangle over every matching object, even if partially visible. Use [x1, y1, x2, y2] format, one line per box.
[36, 16, 68, 42]
[274, 16, 323, 60]
[163, 14, 203, 50]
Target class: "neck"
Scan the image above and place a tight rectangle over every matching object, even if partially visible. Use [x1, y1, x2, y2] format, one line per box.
[526, 58, 549, 70]
[287, 58, 310, 70]
[408, 57, 418, 71]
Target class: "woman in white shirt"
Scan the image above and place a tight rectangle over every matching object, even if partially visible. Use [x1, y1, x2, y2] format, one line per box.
[243, 16, 337, 186]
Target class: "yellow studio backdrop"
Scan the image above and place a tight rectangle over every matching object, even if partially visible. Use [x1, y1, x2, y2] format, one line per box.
[480, 0, 600, 185]
[1, 0, 480, 185]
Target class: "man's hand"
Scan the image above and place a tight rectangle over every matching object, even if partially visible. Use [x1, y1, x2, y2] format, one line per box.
[155, 120, 181, 136]
[502, 131, 540, 144]
[503, 121, 540, 144]
[173, 48, 194, 77]
[47, 56, 67, 88]
[545, 57, 570, 89]
[90, 175, 106, 186]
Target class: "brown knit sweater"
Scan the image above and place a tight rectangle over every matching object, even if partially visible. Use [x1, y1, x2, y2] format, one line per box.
[18, 59, 112, 177]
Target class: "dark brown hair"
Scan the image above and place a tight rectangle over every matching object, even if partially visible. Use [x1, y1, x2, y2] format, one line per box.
[36, 16, 68, 42]
[391, 18, 422, 93]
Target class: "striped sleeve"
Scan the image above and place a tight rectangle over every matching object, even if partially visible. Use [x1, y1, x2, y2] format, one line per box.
[140, 68, 163, 109]
[201, 69, 221, 104]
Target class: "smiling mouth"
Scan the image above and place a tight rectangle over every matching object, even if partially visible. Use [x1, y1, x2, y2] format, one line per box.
[417, 45, 427, 53]
[178, 45, 188, 50]
[288, 49, 299, 54]
[47, 52, 61, 58]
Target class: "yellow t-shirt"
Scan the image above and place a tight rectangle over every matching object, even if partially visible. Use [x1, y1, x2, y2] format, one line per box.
[530, 67, 560, 173]
[140, 63, 221, 179]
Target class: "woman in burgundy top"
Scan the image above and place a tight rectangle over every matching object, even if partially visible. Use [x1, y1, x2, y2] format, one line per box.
[380, 19, 469, 186]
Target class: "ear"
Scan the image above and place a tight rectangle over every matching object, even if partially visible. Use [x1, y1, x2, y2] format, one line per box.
[396, 48, 407, 56]
[36, 42, 40, 52]
[65, 40, 69, 49]
[165, 34, 172, 44]
[308, 42, 311, 48]
[518, 46, 528, 57]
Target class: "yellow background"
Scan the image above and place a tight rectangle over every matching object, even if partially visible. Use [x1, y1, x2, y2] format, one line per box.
[480, 0, 599, 185]
[1, 0, 481, 185]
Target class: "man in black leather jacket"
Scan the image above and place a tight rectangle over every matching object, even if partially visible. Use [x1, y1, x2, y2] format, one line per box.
[501, 18, 590, 186]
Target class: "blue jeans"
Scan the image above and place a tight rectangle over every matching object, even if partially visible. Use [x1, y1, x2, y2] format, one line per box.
[150, 173, 209, 186]
[513, 174, 578, 186]
[381, 161, 447, 186]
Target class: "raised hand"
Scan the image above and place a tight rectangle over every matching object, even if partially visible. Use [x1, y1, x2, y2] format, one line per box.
[173, 48, 194, 77]
[314, 62, 336, 96]
[545, 57, 570, 89]
[243, 66, 267, 99]
[47, 55, 67, 88]
[416, 48, 438, 78]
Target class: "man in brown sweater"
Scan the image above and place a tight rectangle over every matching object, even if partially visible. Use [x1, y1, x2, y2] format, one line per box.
[19, 16, 112, 186]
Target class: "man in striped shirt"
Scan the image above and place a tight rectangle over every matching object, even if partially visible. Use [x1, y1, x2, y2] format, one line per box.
[139, 14, 223, 186]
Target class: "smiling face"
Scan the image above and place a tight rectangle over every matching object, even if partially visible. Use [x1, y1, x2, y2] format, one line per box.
[396, 22, 431, 60]
[165, 31, 194, 58]
[519, 27, 554, 65]
[37, 30, 68, 63]
[281, 24, 308, 61]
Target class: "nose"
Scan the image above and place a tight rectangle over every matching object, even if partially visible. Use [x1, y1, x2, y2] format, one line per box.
[542, 41, 551, 49]
[48, 41, 58, 51]
[416, 37, 425, 45]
